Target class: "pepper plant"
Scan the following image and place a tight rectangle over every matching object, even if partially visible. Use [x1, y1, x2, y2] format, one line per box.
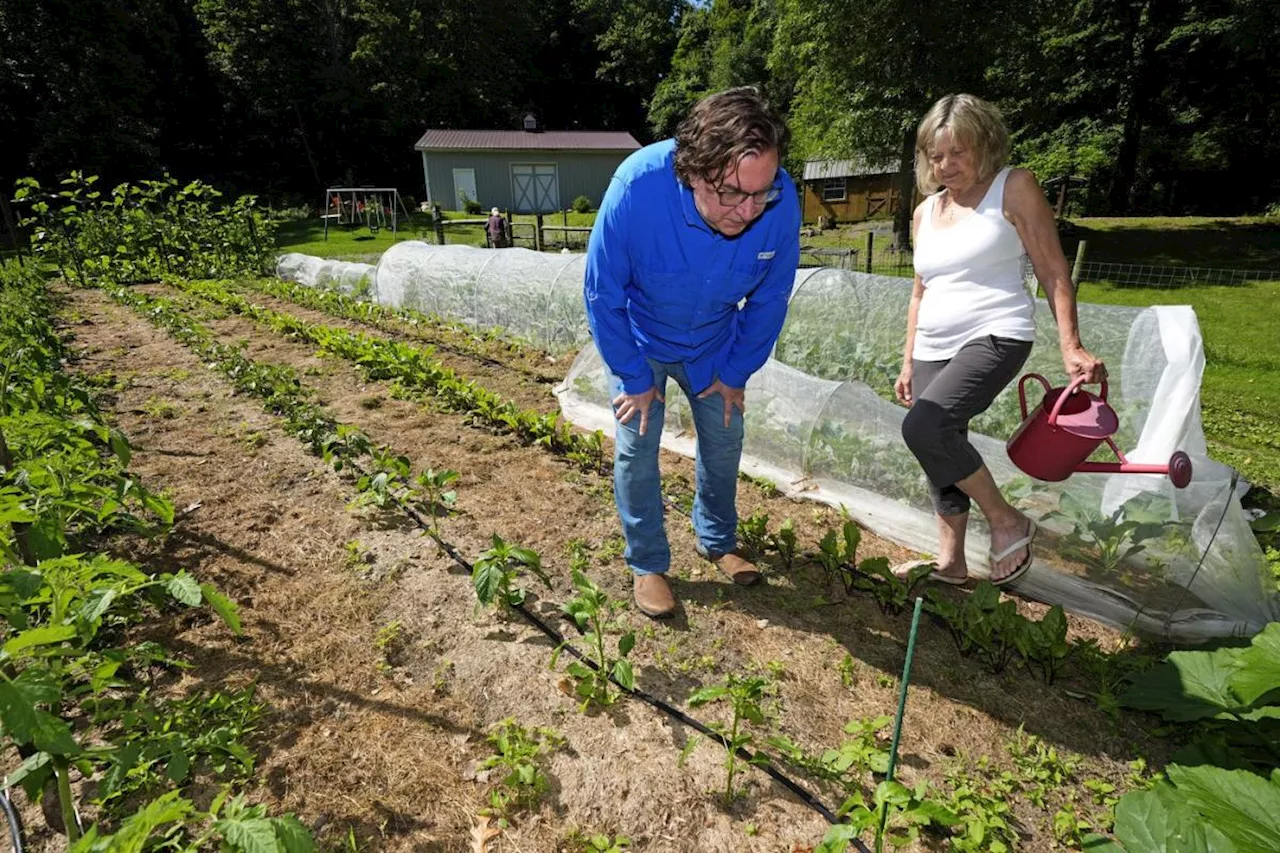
[555, 569, 636, 710]
[471, 535, 550, 613]
[687, 674, 773, 804]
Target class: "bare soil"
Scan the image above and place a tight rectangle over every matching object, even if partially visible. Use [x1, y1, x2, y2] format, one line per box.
[41, 282, 1171, 852]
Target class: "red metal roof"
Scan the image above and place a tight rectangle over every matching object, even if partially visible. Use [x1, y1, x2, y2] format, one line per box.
[414, 129, 641, 151]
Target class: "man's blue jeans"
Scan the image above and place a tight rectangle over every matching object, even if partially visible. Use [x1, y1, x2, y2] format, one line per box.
[611, 360, 744, 576]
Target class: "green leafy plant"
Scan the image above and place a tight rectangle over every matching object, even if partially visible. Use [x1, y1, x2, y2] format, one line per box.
[351, 446, 411, 510]
[850, 557, 932, 615]
[479, 718, 563, 817]
[414, 467, 459, 536]
[571, 195, 592, 214]
[1047, 492, 1168, 575]
[1052, 800, 1095, 848]
[687, 674, 772, 804]
[736, 510, 772, 558]
[471, 535, 550, 613]
[925, 582, 1024, 673]
[818, 780, 959, 852]
[373, 620, 405, 673]
[567, 831, 630, 852]
[15, 173, 276, 284]
[940, 756, 1020, 853]
[1068, 638, 1155, 718]
[1085, 763, 1280, 853]
[69, 788, 315, 852]
[769, 517, 798, 570]
[88, 688, 263, 815]
[1120, 621, 1280, 769]
[822, 715, 894, 779]
[554, 569, 636, 710]
[1005, 726, 1081, 808]
[1014, 604, 1071, 684]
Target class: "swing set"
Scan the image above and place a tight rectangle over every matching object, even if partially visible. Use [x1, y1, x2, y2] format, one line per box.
[321, 187, 412, 240]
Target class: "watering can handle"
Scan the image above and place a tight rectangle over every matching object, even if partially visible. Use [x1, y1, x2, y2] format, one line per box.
[1017, 373, 1052, 420]
[1047, 374, 1110, 426]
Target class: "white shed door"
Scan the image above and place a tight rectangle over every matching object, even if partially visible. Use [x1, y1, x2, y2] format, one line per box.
[452, 168, 477, 210]
[511, 164, 559, 213]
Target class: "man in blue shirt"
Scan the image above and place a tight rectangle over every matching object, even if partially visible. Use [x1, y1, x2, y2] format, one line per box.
[584, 87, 801, 618]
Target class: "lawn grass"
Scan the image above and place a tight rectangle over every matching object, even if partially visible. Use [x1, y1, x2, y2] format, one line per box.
[1069, 216, 1280, 270]
[274, 209, 598, 259]
[274, 212, 443, 260]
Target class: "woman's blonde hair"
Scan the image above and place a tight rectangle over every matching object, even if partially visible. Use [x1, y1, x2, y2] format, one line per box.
[914, 94, 1010, 195]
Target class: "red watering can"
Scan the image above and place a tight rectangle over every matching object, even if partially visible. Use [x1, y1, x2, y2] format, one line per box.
[1006, 374, 1193, 488]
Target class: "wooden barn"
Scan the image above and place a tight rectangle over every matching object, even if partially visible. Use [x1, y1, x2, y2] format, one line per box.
[801, 159, 919, 224]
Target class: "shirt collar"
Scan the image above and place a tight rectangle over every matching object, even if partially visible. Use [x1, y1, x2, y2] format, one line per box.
[676, 169, 714, 234]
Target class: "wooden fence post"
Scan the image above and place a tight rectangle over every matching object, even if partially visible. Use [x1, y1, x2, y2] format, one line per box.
[1071, 240, 1088, 289]
[433, 205, 445, 245]
[535, 213, 544, 252]
[865, 231, 874, 274]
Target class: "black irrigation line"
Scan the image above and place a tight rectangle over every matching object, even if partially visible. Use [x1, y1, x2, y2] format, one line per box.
[106, 282, 870, 849]
[390, 492, 860, 841]
[0, 788, 25, 853]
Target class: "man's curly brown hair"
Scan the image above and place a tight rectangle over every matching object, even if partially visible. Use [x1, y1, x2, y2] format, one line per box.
[673, 87, 790, 187]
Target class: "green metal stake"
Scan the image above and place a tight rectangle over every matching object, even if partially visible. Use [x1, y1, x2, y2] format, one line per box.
[876, 596, 925, 852]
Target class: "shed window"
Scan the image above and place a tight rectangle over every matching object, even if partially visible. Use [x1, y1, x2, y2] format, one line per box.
[822, 178, 847, 202]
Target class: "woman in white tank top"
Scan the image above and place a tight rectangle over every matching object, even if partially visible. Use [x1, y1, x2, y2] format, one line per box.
[893, 94, 1106, 587]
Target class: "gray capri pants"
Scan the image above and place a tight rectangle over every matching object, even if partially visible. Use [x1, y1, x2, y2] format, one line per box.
[901, 334, 1033, 516]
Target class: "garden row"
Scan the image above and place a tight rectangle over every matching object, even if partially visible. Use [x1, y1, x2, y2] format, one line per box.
[0, 260, 316, 851]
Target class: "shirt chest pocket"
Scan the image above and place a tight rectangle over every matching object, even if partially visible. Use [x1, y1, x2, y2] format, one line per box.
[638, 271, 697, 328]
[705, 261, 769, 312]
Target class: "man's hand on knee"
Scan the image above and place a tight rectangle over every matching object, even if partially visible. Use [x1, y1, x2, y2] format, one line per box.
[697, 378, 745, 428]
[612, 385, 665, 436]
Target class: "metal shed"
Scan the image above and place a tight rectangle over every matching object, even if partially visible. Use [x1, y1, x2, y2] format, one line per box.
[414, 121, 641, 213]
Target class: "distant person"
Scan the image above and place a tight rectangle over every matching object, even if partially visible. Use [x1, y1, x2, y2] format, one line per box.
[584, 86, 801, 618]
[894, 93, 1105, 587]
[486, 207, 510, 248]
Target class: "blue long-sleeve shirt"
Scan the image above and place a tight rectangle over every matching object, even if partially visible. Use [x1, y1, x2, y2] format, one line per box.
[583, 139, 801, 396]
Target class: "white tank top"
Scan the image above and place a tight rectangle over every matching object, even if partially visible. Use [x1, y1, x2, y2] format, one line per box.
[911, 167, 1035, 361]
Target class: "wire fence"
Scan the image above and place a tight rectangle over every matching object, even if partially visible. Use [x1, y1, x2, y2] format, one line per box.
[1073, 261, 1280, 289]
[799, 243, 915, 278]
[798, 247, 1280, 290]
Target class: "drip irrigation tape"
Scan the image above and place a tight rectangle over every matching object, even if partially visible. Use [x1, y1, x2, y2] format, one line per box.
[389, 481, 870, 848]
[0, 789, 24, 853]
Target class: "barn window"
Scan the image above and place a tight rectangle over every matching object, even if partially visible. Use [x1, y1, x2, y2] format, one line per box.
[822, 178, 847, 202]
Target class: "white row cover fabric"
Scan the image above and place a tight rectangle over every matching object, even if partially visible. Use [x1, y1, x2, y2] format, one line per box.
[275, 245, 1278, 640]
[371, 242, 590, 352]
[276, 253, 374, 296]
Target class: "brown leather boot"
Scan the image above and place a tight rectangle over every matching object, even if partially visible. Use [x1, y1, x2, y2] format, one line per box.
[633, 573, 676, 618]
[697, 544, 762, 586]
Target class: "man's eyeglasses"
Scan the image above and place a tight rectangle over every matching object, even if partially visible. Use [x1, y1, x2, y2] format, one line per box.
[714, 180, 783, 208]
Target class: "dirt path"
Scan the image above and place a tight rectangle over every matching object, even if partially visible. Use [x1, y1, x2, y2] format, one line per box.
[57, 283, 1168, 852]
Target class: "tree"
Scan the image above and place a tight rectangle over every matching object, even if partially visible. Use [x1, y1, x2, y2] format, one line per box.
[647, 0, 778, 138]
[576, 0, 685, 132]
[996, 0, 1280, 215]
[769, 0, 1033, 246]
[0, 0, 203, 188]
